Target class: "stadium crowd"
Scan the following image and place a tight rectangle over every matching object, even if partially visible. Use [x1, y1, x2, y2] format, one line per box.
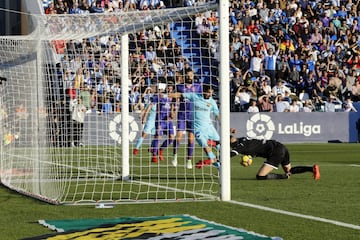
[43, 0, 360, 114]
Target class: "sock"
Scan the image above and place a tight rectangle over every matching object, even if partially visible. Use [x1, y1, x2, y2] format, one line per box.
[173, 139, 179, 155]
[216, 143, 220, 158]
[161, 138, 173, 149]
[290, 166, 313, 175]
[149, 139, 156, 153]
[206, 151, 216, 160]
[135, 137, 144, 149]
[187, 142, 194, 159]
[256, 173, 289, 180]
[152, 139, 159, 155]
[216, 143, 220, 151]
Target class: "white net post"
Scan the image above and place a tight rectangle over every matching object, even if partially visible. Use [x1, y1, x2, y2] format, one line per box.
[121, 33, 130, 180]
[219, 0, 231, 201]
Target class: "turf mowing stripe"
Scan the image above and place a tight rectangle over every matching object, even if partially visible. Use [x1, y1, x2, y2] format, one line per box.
[228, 200, 360, 230]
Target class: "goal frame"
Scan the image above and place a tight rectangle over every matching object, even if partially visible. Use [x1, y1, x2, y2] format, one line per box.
[0, 2, 230, 204]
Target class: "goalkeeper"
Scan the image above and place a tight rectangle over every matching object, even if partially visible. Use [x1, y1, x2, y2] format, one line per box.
[228, 128, 320, 180]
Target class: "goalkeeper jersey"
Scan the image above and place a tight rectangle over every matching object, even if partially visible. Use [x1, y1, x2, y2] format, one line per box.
[231, 137, 280, 158]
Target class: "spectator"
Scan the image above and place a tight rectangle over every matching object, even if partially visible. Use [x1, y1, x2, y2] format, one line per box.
[79, 85, 91, 110]
[247, 99, 259, 113]
[91, 1, 104, 13]
[324, 95, 342, 112]
[45, 2, 57, 14]
[102, 97, 113, 114]
[289, 99, 300, 112]
[71, 97, 86, 147]
[351, 78, 360, 102]
[89, 88, 98, 112]
[258, 95, 274, 112]
[272, 80, 291, 97]
[343, 97, 358, 112]
[263, 47, 280, 87]
[56, 0, 68, 14]
[302, 99, 315, 112]
[258, 76, 272, 97]
[234, 83, 257, 112]
[43, 0, 360, 115]
[249, 48, 263, 78]
[69, 2, 81, 14]
[145, 45, 157, 62]
[129, 86, 143, 112]
[274, 94, 290, 112]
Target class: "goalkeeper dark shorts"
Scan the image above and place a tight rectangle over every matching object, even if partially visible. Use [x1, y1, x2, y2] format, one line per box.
[264, 142, 290, 168]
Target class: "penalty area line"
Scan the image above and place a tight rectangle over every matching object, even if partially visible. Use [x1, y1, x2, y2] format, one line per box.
[349, 164, 360, 167]
[228, 200, 360, 230]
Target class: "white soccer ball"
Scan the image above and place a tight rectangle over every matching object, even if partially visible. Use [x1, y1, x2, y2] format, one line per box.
[241, 155, 253, 167]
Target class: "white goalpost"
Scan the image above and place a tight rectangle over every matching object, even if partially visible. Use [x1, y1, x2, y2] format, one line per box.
[0, 2, 230, 205]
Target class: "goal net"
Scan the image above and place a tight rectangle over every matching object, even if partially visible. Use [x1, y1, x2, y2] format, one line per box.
[0, 3, 224, 204]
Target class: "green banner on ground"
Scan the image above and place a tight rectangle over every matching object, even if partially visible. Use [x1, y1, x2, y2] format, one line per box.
[25, 215, 282, 240]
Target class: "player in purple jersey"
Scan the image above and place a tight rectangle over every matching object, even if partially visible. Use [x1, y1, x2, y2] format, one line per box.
[147, 84, 176, 163]
[172, 70, 202, 169]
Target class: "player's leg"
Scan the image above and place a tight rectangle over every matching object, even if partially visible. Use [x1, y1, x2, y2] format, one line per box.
[256, 144, 289, 180]
[133, 132, 147, 155]
[134, 117, 155, 154]
[152, 121, 164, 163]
[159, 122, 175, 161]
[281, 145, 320, 180]
[289, 165, 320, 180]
[173, 130, 183, 155]
[171, 130, 183, 166]
[79, 122, 85, 146]
[186, 131, 196, 169]
[72, 121, 79, 147]
[194, 129, 219, 168]
[185, 117, 196, 169]
[256, 163, 288, 179]
[173, 116, 186, 155]
[172, 118, 185, 166]
[195, 126, 220, 168]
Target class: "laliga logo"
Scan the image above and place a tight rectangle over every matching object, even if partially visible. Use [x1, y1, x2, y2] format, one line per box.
[247, 113, 321, 139]
[109, 114, 139, 144]
[246, 113, 275, 140]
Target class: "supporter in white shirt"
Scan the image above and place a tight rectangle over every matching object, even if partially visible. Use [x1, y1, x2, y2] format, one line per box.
[324, 95, 342, 112]
[234, 87, 251, 112]
[289, 99, 300, 112]
[274, 94, 290, 112]
[247, 100, 259, 113]
[272, 80, 291, 97]
[302, 99, 315, 112]
[249, 49, 263, 77]
[343, 98, 357, 112]
[259, 76, 272, 96]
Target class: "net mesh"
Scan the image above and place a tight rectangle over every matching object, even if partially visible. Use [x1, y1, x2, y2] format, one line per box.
[0, 4, 221, 204]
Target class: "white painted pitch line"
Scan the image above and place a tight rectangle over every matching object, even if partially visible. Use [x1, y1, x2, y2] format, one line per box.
[228, 200, 360, 230]
[349, 164, 360, 167]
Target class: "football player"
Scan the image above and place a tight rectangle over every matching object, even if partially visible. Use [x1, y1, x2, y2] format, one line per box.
[228, 128, 320, 180]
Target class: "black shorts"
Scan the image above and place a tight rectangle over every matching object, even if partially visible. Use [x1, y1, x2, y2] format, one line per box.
[264, 142, 290, 168]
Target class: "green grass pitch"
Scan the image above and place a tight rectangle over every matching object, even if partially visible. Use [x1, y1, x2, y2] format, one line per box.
[0, 143, 359, 239]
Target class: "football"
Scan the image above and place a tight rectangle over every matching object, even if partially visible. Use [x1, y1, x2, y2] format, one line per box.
[241, 155, 253, 167]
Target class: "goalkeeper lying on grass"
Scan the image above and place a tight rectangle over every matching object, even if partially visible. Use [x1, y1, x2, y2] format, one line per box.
[197, 128, 320, 180]
[229, 128, 320, 180]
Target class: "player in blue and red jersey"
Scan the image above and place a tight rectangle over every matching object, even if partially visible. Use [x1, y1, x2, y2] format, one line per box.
[169, 84, 220, 169]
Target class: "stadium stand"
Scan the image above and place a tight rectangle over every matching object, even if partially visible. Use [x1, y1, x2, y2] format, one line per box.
[41, 0, 360, 113]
